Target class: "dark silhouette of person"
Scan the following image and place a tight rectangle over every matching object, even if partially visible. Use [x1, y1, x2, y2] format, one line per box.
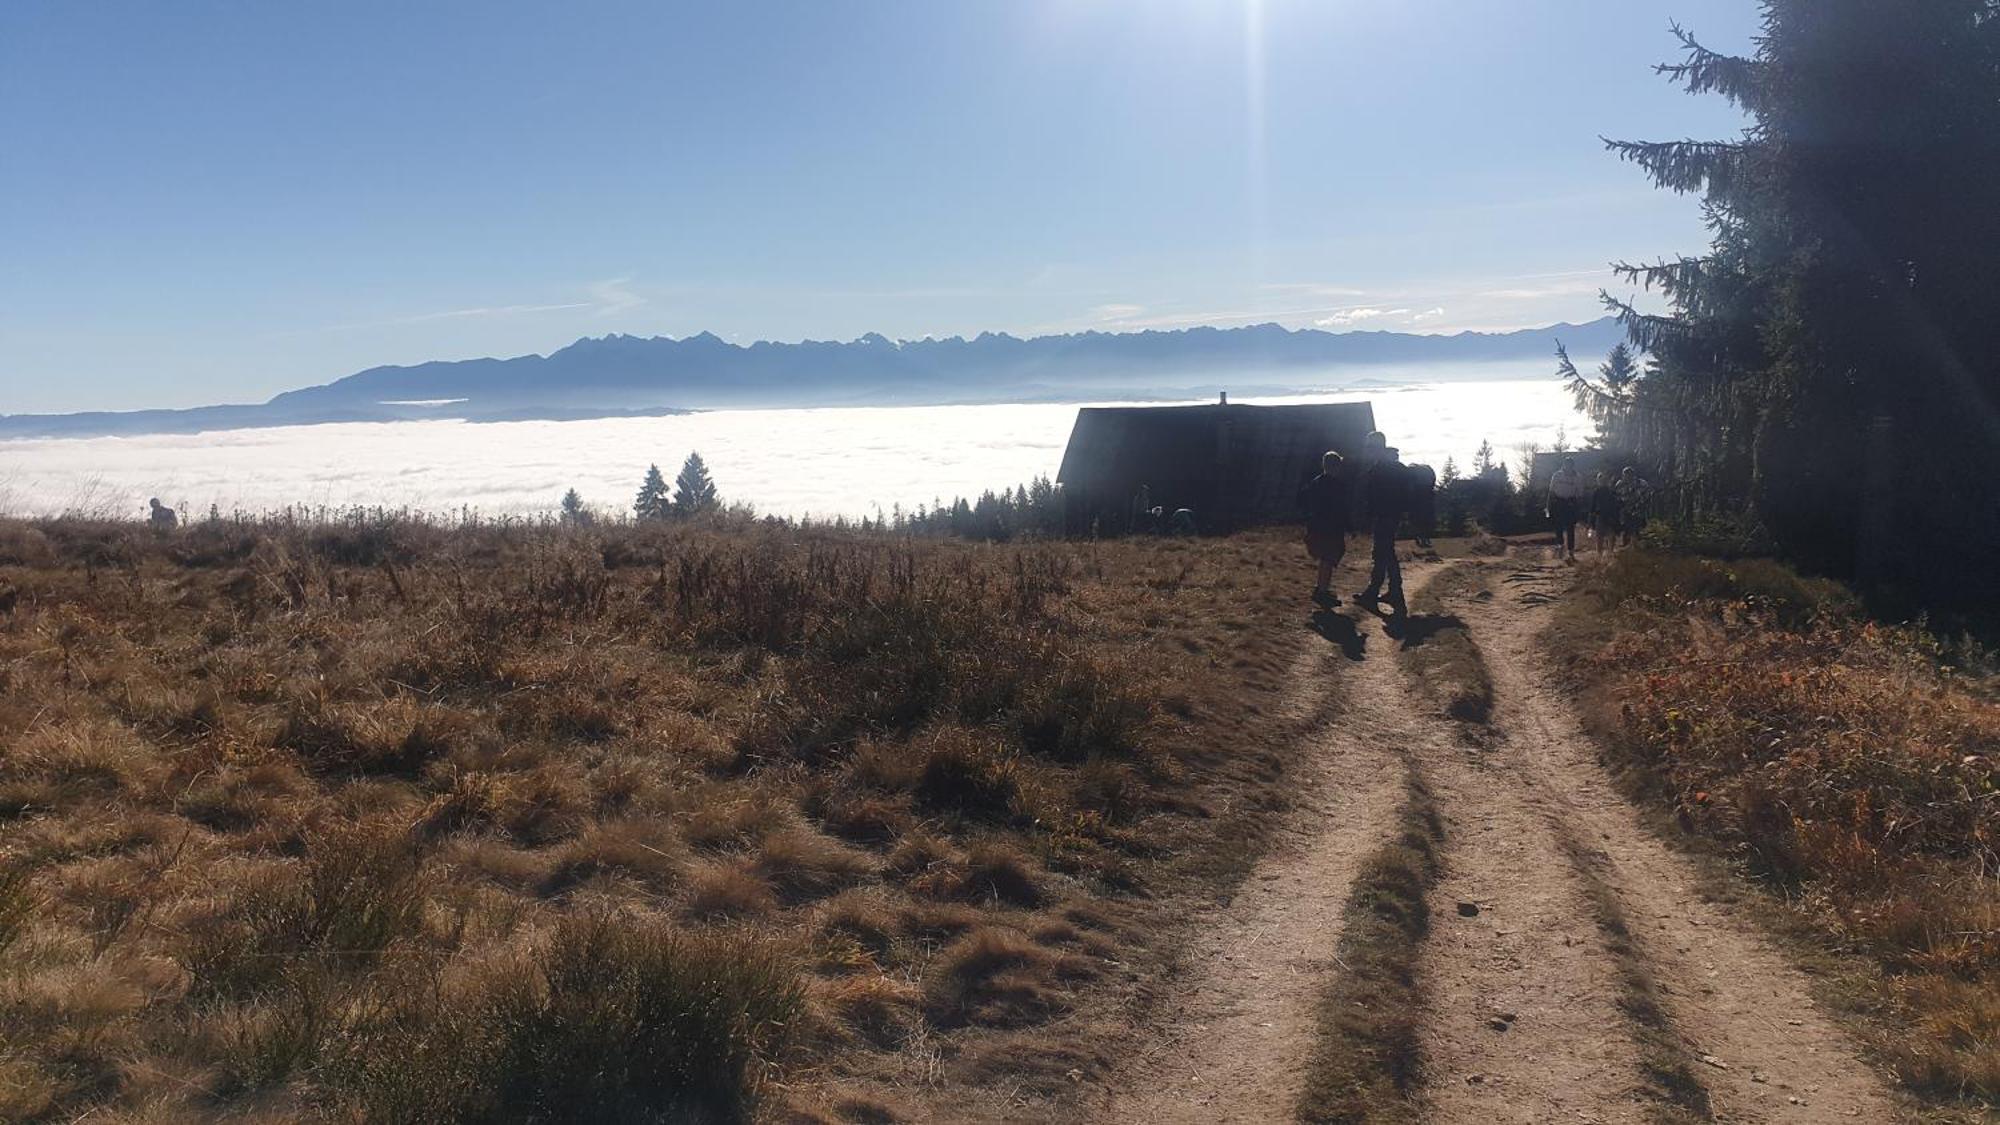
[1588, 471, 1620, 556]
[1358, 446, 1408, 613]
[1297, 450, 1349, 605]
[1130, 484, 1152, 534]
[148, 498, 178, 531]
[1547, 454, 1585, 560]
[1406, 461, 1438, 548]
[1613, 466, 1650, 547]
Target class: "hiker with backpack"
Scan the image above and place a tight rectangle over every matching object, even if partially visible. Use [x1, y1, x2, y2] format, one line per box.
[1588, 471, 1620, 556]
[1297, 450, 1350, 607]
[1546, 454, 1586, 561]
[1613, 466, 1650, 547]
[1357, 445, 1408, 614]
[1406, 461, 1438, 548]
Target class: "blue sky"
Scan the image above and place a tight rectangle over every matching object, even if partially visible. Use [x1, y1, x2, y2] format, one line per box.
[0, 0, 1758, 414]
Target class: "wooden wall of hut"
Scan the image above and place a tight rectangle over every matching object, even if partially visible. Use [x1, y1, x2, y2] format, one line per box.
[1056, 400, 1377, 535]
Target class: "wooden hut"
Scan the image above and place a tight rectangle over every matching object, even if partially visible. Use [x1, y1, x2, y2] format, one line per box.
[1056, 398, 1377, 534]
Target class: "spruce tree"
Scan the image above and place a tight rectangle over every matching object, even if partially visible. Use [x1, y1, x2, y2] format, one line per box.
[560, 488, 591, 525]
[672, 452, 719, 516]
[1602, 4, 2000, 609]
[633, 464, 669, 521]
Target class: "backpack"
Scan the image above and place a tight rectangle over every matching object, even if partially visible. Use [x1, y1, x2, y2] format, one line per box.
[1405, 463, 1436, 508]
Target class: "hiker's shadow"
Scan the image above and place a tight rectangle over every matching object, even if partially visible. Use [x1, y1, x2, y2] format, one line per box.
[1381, 610, 1464, 648]
[1310, 610, 1367, 661]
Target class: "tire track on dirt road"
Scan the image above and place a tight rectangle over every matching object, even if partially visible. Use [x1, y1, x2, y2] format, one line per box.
[1088, 564, 1441, 1124]
[1457, 558, 1901, 1124]
[1401, 563, 1655, 1125]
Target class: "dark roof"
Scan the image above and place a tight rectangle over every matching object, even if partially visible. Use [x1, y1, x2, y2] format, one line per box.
[1057, 401, 1377, 526]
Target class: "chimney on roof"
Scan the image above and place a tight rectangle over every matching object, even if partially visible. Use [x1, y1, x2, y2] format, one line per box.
[1219, 391, 1229, 405]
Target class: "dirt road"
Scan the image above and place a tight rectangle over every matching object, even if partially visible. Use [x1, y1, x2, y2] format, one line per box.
[1092, 554, 1900, 1124]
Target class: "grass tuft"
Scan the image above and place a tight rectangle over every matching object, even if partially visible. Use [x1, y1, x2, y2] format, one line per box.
[1298, 770, 1444, 1125]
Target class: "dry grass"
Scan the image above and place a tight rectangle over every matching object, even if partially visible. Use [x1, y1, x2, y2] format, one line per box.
[0, 514, 1324, 1121]
[1390, 567, 1494, 728]
[1556, 549, 2000, 1108]
[1297, 769, 1444, 1125]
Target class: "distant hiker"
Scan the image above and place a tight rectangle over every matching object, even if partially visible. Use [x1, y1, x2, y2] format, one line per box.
[1406, 461, 1438, 548]
[1547, 455, 1585, 560]
[1297, 450, 1349, 606]
[1613, 466, 1650, 547]
[1588, 471, 1620, 556]
[1167, 508, 1197, 536]
[1358, 446, 1407, 614]
[1130, 484, 1153, 535]
[147, 498, 178, 531]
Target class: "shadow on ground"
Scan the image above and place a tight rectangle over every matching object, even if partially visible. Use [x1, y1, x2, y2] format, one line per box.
[1382, 611, 1464, 648]
[1310, 610, 1367, 661]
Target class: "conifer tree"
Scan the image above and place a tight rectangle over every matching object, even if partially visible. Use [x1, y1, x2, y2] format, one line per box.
[1473, 440, 1498, 479]
[633, 464, 669, 521]
[560, 488, 592, 525]
[1601, 3, 2000, 606]
[672, 452, 719, 516]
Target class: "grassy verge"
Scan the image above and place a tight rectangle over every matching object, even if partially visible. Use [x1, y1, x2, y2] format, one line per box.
[0, 515, 1322, 1122]
[1392, 568, 1494, 728]
[1548, 549, 2000, 1113]
[1296, 768, 1445, 1125]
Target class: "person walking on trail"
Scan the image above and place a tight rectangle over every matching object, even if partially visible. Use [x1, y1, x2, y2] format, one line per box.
[147, 498, 178, 532]
[1297, 450, 1349, 607]
[1547, 455, 1586, 560]
[1357, 445, 1408, 614]
[1588, 471, 1620, 556]
[1613, 466, 1650, 547]
[1406, 461, 1438, 548]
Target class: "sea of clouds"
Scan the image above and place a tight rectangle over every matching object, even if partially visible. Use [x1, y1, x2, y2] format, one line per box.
[0, 377, 1589, 523]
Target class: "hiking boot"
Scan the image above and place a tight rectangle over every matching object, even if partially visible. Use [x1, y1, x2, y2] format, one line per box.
[1312, 588, 1341, 608]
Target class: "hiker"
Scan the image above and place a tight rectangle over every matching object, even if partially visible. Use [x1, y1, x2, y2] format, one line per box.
[1167, 507, 1197, 536]
[1358, 445, 1407, 614]
[1613, 466, 1650, 547]
[1297, 450, 1349, 606]
[1406, 461, 1438, 548]
[1547, 455, 1585, 560]
[1130, 484, 1152, 535]
[1588, 471, 1620, 556]
[147, 498, 178, 532]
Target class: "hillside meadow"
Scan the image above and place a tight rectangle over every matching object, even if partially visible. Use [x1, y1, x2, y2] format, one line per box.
[0, 514, 1318, 1123]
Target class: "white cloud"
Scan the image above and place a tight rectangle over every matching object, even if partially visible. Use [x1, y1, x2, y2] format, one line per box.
[1412, 307, 1447, 322]
[587, 277, 647, 317]
[392, 301, 593, 325]
[1315, 306, 1411, 328]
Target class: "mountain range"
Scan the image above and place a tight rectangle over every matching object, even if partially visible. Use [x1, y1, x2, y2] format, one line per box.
[0, 317, 1625, 440]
